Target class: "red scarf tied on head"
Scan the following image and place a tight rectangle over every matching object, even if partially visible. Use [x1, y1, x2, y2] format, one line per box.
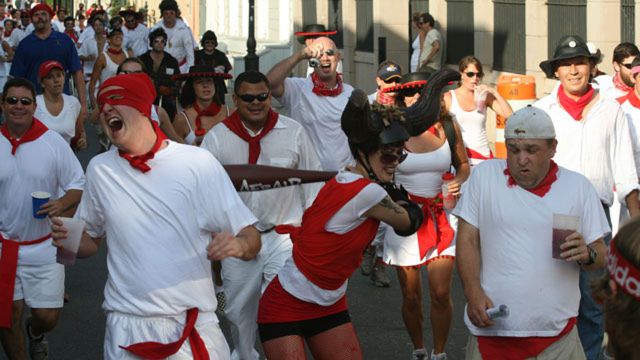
[557, 84, 594, 121]
[223, 109, 279, 164]
[1, 118, 48, 155]
[193, 101, 221, 137]
[311, 72, 343, 97]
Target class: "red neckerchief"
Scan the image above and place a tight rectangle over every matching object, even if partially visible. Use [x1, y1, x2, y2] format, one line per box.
[3, 29, 11, 38]
[557, 84, 594, 120]
[222, 109, 279, 164]
[64, 29, 78, 43]
[120, 308, 209, 360]
[613, 72, 633, 93]
[503, 160, 559, 197]
[107, 47, 123, 55]
[376, 89, 395, 105]
[311, 72, 343, 97]
[617, 89, 640, 108]
[1, 118, 48, 155]
[192, 100, 221, 137]
[477, 318, 577, 360]
[118, 122, 167, 173]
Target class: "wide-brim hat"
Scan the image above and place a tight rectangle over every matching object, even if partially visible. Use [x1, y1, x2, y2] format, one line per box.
[539, 35, 598, 78]
[295, 24, 337, 44]
[382, 72, 432, 93]
[171, 65, 233, 81]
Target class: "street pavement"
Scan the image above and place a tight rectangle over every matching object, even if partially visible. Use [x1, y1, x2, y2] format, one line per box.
[1, 124, 471, 359]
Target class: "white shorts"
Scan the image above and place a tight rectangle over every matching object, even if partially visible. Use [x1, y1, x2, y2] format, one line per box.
[382, 212, 457, 267]
[104, 311, 230, 360]
[13, 262, 64, 309]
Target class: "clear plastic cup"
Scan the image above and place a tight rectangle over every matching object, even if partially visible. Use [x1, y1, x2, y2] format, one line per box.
[552, 214, 580, 259]
[474, 89, 487, 113]
[56, 217, 85, 266]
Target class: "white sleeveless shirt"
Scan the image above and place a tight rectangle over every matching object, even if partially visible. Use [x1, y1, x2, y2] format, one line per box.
[449, 90, 491, 165]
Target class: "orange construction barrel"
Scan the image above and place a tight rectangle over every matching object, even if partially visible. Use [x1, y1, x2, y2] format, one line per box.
[495, 75, 537, 158]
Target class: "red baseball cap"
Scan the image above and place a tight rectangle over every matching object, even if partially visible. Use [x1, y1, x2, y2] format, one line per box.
[38, 60, 64, 80]
[30, 3, 55, 18]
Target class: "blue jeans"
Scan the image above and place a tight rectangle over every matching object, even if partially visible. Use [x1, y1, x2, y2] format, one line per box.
[577, 203, 611, 360]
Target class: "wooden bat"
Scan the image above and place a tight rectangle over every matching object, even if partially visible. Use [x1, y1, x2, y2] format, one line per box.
[223, 165, 337, 192]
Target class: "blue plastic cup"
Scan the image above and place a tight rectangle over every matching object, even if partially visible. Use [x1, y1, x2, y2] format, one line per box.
[31, 191, 51, 219]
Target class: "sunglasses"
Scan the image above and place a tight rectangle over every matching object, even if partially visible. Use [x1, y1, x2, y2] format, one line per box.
[320, 49, 336, 56]
[237, 92, 269, 103]
[383, 77, 399, 84]
[4, 96, 33, 105]
[621, 62, 634, 70]
[153, 38, 166, 44]
[465, 71, 483, 78]
[379, 148, 407, 165]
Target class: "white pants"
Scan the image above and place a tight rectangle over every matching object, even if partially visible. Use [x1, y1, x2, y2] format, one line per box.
[222, 231, 292, 360]
[104, 311, 229, 360]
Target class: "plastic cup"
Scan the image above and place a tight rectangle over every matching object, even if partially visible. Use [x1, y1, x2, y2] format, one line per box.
[56, 217, 85, 266]
[552, 214, 580, 259]
[474, 89, 487, 113]
[31, 191, 51, 219]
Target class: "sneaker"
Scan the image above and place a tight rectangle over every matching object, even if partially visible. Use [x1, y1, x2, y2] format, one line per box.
[26, 318, 49, 360]
[360, 246, 375, 275]
[215, 291, 226, 315]
[430, 350, 447, 360]
[411, 348, 428, 360]
[370, 264, 391, 287]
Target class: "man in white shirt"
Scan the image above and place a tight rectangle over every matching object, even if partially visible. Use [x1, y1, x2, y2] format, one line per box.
[201, 70, 322, 360]
[417, 12, 442, 73]
[150, 0, 194, 74]
[536, 35, 640, 360]
[593, 42, 639, 100]
[455, 106, 609, 360]
[120, 9, 148, 57]
[267, 36, 354, 171]
[51, 73, 261, 360]
[0, 77, 84, 360]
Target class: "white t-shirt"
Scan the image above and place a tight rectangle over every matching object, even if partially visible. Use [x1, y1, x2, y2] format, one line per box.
[410, 35, 420, 72]
[534, 93, 639, 205]
[278, 77, 354, 171]
[0, 129, 85, 265]
[453, 159, 610, 337]
[77, 25, 94, 46]
[419, 28, 442, 70]
[122, 23, 149, 57]
[75, 141, 257, 316]
[620, 99, 640, 178]
[594, 74, 628, 101]
[151, 19, 194, 73]
[201, 115, 322, 230]
[77, 36, 99, 75]
[34, 94, 81, 144]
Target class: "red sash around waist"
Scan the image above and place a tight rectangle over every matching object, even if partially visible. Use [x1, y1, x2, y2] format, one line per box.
[120, 308, 210, 360]
[466, 147, 493, 161]
[0, 233, 51, 328]
[409, 193, 454, 259]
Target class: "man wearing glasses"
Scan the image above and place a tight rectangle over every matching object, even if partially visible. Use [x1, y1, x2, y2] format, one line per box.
[536, 35, 640, 360]
[594, 42, 639, 100]
[267, 36, 354, 172]
[120, 9, 148, 57]
[201, 70, 322, 360]
[0, 77, 84, 359]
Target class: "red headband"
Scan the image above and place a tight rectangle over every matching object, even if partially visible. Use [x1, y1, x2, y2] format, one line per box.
[97, 73, 157, 118]
[607, 240, 640, 301]
[30, 3, 54, 18]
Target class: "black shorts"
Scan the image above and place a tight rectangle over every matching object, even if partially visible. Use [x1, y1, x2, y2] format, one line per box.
[258, 310, 351, 343]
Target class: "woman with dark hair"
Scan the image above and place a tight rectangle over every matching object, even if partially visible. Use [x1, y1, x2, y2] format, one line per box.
[172, 65, 231, 145]
[195, 30, 232, 101]
[88, 28, 130, 110]
[443, 56, 512, 166]
[593, 218, 640, 360]
[383, 71, 469, 360]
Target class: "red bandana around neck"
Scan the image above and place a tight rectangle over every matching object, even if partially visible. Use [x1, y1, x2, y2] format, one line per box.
[223, 109, 279, 164]
[557, 84, 594, 120]
[618, 89, 640, 109]
[376, 89, 395, 105]
[613, 72, 633, 93]
[107, 47, 123, 55]
[1, 118, 48, 155]
[503, 160, 559, 197]
[311, 72, 343, 97]
[64, 30, 78, 43]
[118, 121, 167, 173]
[3, 29, 11, 38]
[192, 100, 221, 137]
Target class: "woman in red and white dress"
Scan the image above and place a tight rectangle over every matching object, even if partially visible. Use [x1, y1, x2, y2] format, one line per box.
[444, 56, 512, 166]
[384, 72, 469, 360]
[172, 65, 232, 146]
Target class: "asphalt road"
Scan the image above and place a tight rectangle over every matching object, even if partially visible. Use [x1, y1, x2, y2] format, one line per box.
[1, 124, 471, 359]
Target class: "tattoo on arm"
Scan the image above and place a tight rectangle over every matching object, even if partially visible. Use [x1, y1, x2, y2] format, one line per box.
[379, 197, 404, 214]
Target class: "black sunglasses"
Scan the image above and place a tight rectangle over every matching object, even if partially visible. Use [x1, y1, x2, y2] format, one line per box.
[237, 92, 269, 103]
[621, 62, 634, 70]
[379, 148, 407, 165]
[465, 71, 483, 78]
[5, 96, 33, 105]
[383, 77, 399, 84]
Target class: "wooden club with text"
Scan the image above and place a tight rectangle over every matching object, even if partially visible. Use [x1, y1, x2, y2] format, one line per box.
[223, 165, 337, 192]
